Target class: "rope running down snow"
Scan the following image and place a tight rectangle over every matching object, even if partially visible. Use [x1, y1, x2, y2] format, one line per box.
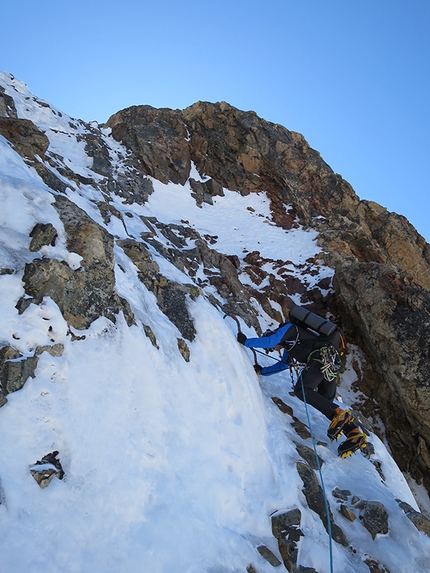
[298, 369, 334, 573]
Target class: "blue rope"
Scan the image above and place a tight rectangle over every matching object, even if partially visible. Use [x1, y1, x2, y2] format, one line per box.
[298, 370, 334, 573]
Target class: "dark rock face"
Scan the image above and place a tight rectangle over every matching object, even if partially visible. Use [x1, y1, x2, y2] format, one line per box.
[0, 84, 18, 117]
[271, 508, 303, 572]
[107, 105, 191, 185]
[296, 462, 348, 547]
[398, 500, 430, 537]
[0, 117, 49, 159]
[106, 100, 430, 493]
[183, 101, 360, 226]
[1, 81, 430, 494]
[334, 262, 430, 491]
[30, 451, 64, 488]
[117, 238, 199, 341]
[22, 196, 135, 330]
[0, 346, 38, 396]
[362, 501, 389, 539]
[29, 223, 58, 252]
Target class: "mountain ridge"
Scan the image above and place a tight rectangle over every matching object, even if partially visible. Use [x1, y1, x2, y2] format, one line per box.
[0, 71, 430, 572]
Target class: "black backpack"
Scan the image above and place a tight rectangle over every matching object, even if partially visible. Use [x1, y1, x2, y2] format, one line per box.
[280, 307, 344, 372]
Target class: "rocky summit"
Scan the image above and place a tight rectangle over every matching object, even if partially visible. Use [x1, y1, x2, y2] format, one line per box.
[0, 72, 430, 573]
[106, 101, 430, 493]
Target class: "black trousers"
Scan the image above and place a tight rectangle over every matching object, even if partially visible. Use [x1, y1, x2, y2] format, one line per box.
[293, 355, 338, 420]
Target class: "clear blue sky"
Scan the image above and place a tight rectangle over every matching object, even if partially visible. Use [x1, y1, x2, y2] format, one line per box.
[2, 1, 429, 242]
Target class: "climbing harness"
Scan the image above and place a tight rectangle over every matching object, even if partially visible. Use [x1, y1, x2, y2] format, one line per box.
[307, 345, 342, 382]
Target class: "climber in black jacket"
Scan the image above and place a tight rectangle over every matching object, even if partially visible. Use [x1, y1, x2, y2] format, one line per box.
[237, 322, 367, 457]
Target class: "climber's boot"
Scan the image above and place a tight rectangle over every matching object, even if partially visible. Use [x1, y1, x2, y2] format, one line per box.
[327, 407, 354, 442]
[337, 428, 368, 458]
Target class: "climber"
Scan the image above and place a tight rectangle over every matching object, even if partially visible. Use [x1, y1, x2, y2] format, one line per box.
[237, 317, 367, 458]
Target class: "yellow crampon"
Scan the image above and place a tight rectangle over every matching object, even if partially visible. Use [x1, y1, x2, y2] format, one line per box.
[338, 434, 368, 458]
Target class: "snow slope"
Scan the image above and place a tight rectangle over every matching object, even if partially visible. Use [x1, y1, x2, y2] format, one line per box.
[1, 72, 430, 573]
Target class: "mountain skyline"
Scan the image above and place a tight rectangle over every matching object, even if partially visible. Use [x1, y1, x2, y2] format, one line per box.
[2, 2, 429, 243]
[1, 71, 430, 573]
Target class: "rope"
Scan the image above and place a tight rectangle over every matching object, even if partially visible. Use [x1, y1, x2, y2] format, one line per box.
[298, 370, 334, 573]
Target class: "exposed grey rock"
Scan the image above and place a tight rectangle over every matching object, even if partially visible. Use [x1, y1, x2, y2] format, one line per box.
[0, 390, 7, 408]
[117, 238, 161, 289]
[143, 324, 159, 348]
[188, 177, 224, 207]
[103, 173, 154, 205]
[271, 397, 294, 416]
[0, 346, 38, 395]
[371, 459, 385, 482]
[204, 178, 224, 198]
[294, 442, 324, 470]
[30, 451, 64, 489]
[0, 83, 18, 117]
[404, 510, 430, 537]
[35, 344, 64, 357]
[22, 196, 135, 330]
[270, 397, 312, 440]
[339, 504, 357, 522]
[256, 545, 281, 567]
[84, 131, 112, 177]
[0, 116, 49, 159]
[334, 262, 430, 493]
[32, 160, 70, 193]
[362, 501, 389, 539]
[118, 237, 199, 340]
[332, 487, 351, 501]
[398, 500, 430, 537]
[177, 338, 190, 362]
[29, 222, 58, 252]
[364, 556, 391, 573]
[271, 508, 302, 538]
[189, 178, 214, 207]
[296, 462, 348, 547]
[271, 508, 303, 573]
[107, 105, 191, 185]
[290, 420, 311, 441]
[155, 280, 198, 341]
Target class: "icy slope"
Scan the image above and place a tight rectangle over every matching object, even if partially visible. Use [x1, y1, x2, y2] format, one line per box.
[0, 72, 430, 573]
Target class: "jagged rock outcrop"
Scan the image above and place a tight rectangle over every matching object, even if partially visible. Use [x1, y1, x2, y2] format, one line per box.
[0, 346, 39, 395]
[271, 509, 303, 572]
[334, 262, 430, 491]
[20, 195, 135, 330]
[296, 461, 348, 547]
[0, 117, 49, 159]
[106, 100, 430, 492]
[1, 77, 430, 495]
[0, 84, 18, 117]
[117, 238, 199, 341]
[398, 500, 430, 537]
[106, 105, 191, 185]
[0, 343, 64, 403]
[29, 451, 64, 488]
